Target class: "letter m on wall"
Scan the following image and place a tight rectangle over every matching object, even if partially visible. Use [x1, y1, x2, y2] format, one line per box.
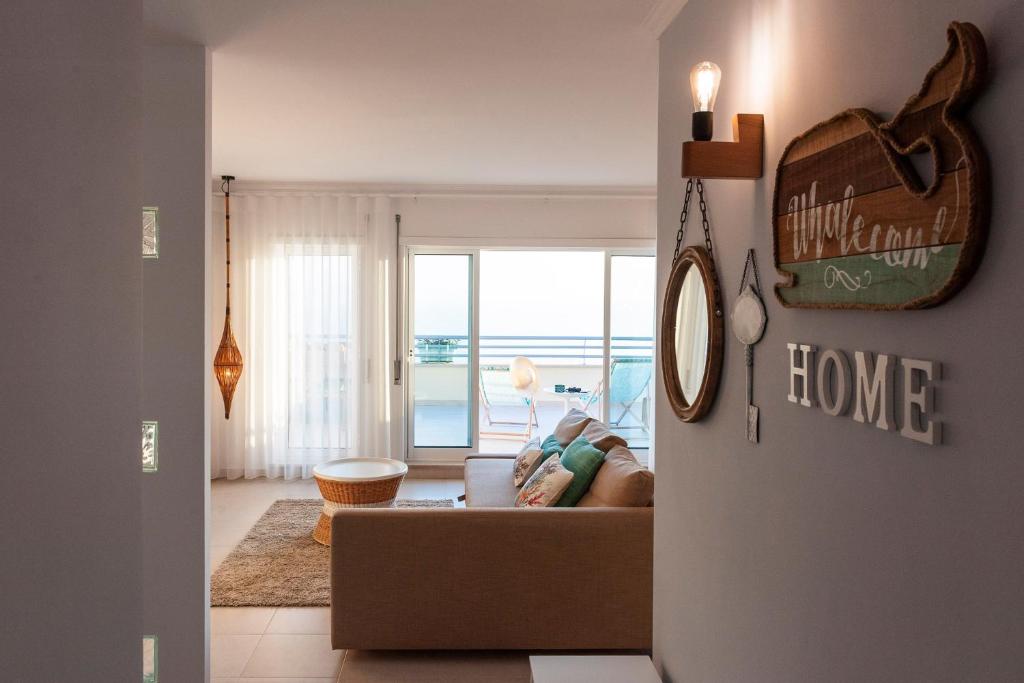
[852, 351, 895, 430]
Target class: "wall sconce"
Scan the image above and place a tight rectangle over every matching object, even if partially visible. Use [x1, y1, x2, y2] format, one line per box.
[690, 61, 721, 141]
[682, 62, 764, 179]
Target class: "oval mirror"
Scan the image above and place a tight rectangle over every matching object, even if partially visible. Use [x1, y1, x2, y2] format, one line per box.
[661, 246, 724, 422]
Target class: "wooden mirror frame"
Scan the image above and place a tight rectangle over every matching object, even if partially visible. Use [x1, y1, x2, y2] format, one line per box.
[660, 245, 725, 422]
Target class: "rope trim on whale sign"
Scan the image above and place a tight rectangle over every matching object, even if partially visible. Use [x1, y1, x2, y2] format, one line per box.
[771, 21, 990, 310]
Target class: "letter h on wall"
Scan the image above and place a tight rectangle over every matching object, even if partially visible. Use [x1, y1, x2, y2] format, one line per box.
[787, 343, 816, 407]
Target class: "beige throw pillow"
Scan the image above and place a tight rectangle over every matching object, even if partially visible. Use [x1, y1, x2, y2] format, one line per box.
[576, 445, 654, 507]
[553, 408, 593, 446]
[512, 437, 544, 487]
[580, 420, 628, 453]
[515, 455, 574, 507]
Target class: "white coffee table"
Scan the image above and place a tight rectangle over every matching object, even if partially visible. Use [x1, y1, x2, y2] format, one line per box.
[311, 457, 408, 545]
[541, 387, 591, 414]
[529, 655, 661, 683]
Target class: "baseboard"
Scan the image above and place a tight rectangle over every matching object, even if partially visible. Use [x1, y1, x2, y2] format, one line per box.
[406, 463, 464, 479]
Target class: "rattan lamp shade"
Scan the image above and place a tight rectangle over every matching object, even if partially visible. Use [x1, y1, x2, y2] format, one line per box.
[215, 317, 243, 419]
[215, 175, 243, 419]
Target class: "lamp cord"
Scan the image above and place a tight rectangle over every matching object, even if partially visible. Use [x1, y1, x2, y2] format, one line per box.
[223, 178, 231, 317]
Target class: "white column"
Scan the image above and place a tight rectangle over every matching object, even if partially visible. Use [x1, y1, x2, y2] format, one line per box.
[142, 41, 212, 682]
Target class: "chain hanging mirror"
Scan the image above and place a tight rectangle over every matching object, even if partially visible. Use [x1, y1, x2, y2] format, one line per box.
[661, 179, 725, 422]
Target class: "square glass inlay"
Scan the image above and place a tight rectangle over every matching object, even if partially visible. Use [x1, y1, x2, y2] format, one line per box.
[142, 421, 158, 473]
[143, 635, 157, 682]
[143, 207, 159, 259]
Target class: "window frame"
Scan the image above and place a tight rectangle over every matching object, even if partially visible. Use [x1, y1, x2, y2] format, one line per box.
[401, 241, 655, 464]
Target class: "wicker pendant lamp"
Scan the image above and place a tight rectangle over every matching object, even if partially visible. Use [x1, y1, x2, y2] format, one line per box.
[214, 175, 243, 419]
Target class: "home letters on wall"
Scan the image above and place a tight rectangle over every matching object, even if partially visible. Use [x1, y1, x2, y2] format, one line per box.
[772, 21, 989, 309]
[787, 342, 941, 445]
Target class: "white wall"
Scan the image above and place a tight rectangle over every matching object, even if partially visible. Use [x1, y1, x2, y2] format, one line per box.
[0, 1, 143, 679]
[217, 183, 656, 245]
[395, 190, 656, 245]
[143, 41, 212, 682]
[654, 1, 1024, 681]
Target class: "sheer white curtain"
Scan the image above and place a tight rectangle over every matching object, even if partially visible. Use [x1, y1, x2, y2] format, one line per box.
[211, 192, 394, 479]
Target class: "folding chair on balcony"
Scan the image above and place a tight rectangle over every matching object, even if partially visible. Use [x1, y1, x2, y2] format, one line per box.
[479, 360, 539, 441]
[583, 357, 652, 432]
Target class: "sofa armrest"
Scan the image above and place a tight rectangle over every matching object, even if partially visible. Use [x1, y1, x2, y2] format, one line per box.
[330, 506, 652, 650]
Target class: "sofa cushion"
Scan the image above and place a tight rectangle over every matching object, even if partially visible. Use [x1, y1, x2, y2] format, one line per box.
[577, 445, 654, 508]
[553, 408, 593, 446]
[554, 436, 607, 507]
[515, 455, 574, 507]
[465, 457, 519, 507]
[540, 434, 564, 462]
[580, 420, 628, 453]
[513, 437, 544, 487]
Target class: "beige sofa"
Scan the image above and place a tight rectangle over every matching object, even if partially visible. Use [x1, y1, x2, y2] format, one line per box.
[330, 416, 653, 651]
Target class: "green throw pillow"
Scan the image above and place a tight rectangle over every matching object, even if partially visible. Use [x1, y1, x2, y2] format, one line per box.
[540, 434, 563, 464]
[554, 435, 605, 507]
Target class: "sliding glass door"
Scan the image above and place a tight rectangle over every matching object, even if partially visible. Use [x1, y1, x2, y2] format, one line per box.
[478, 250, 605, 452]
[607, 254, 656, 449]
[407, 251, 477, 461]
[405, 246, 653, 463]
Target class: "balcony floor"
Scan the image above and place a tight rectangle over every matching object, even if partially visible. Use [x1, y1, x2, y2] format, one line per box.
[414, 400, 650, 454]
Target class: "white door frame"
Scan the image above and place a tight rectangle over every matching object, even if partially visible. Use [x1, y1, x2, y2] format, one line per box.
[605, 249, 657, 458]
[405, 247, 480, 463]
[402, 244, 655, 463]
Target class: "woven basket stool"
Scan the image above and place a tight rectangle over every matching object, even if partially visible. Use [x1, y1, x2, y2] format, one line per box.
[312, 457, 409, 546]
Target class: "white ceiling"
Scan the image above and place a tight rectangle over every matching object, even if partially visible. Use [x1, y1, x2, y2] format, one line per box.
[145, 0, 659, 186]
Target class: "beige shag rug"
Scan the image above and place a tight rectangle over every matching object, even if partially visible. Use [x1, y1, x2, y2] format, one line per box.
[211, 498, 453, 607]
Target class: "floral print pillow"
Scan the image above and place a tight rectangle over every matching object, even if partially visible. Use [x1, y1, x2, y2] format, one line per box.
[513, 437, 544, 487]
[515, 455, 574, 507]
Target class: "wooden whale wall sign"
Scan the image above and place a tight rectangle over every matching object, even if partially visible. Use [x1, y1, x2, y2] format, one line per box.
[772, 21, 989, 310]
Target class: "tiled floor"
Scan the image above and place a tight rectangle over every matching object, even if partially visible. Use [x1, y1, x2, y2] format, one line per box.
[210, 477, 531, 682]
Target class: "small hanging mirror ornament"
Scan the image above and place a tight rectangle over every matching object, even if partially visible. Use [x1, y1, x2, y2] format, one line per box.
[731, 249, 767, 442]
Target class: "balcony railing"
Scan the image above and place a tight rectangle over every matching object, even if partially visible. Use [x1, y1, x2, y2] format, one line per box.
[413, 334, 654, 366]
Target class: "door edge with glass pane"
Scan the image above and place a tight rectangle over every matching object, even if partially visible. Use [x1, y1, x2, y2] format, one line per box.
[607, 249, 657, 459]
[406, 247, 480, 463]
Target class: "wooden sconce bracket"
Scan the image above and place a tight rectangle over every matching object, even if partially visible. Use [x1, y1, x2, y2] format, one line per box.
[682, 114, 764, 179]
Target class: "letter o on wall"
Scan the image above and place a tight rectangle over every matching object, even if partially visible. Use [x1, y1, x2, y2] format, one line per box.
[816, 349, 852, 416]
